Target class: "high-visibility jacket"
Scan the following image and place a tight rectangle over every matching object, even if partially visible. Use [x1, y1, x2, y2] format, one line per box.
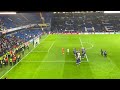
[12, 56, 16, 62]
[10, 58, 12, 62]
[5, 57, 8, 62]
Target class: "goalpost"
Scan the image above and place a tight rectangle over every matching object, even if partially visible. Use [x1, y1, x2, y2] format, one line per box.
[33, 36, 40, 47]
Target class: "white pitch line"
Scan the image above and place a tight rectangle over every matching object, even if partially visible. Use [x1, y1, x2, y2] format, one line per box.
[0, 51, 33, 79]
[21, 60, 88, 63]
[79, 37, 89, 62]
[47, 41, 55, 52]
[31, 41, 55, 53]
[0, 35, 49, 79]
[31, 51, 48, 52]
[85, 54, 89, 62]
[79, 38, 84, 48]
[21, 61, 76, 63]
[32, 40, 55, 78]
[82, 42, 94, 50]
[81, 60, 89, 62]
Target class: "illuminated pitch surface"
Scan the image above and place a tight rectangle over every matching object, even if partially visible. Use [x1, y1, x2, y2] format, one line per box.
[1, 34, 120, 79]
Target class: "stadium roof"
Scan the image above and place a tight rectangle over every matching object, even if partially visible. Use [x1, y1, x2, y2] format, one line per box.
[104, 11, 120, 13]
[0, 12, 16, 14]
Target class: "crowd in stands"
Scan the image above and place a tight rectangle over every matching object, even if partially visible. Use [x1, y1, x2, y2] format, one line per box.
[0, 35, 25, 56]
[13, 29, 42, 42]
[0, 34, 26, 68]
[0, 28, 42, 68]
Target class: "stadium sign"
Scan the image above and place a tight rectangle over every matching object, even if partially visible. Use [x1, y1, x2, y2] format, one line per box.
[2, 24, 37, 34]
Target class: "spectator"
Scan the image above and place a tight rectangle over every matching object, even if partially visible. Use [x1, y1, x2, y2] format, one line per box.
[0, 57, 3, 68]
[17, 54, 21, 62]
[9, 57, 12, 66]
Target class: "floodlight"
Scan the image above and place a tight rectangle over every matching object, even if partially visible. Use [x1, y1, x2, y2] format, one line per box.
[0, 12, 16, 14]
[104, 11, 120, 13]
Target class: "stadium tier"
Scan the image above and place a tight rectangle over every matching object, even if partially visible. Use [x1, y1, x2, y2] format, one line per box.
[0, 12, 120, 32]
[51, 12, 120, 33]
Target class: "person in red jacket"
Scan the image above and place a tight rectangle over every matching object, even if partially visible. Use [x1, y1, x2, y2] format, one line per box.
[12, 55, 16, 65]
[5, 56, 8, 66]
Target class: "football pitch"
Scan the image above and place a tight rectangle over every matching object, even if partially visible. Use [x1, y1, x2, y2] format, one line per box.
[1, 34, 120, 79]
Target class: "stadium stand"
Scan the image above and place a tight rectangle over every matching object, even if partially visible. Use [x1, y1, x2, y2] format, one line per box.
[0, 13, 44, 30]
[51, 12, 120, 33]
[0, 28, 42, 56]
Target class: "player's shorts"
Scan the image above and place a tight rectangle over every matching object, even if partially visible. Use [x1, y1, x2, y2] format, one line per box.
[76, 59, 80, 64]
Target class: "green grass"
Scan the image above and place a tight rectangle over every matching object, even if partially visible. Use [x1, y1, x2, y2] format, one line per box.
[1, 34, 120, 79]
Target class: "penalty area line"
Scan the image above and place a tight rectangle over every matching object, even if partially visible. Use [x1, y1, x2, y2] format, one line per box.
[21, 60, 89, 63]
[21, 61, 76, 63]
[32, 41, 55, 53]
[82, 42, 94, 50]
[47, 41, 55, 52]
[31, 51, 48, 52]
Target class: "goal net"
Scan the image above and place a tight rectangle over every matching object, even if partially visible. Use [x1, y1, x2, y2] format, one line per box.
[33, 36, 40, 47]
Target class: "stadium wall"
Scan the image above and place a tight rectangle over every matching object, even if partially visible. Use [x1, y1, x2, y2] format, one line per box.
[79, 32, 120, 34]
[50, 32, 120, 35]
